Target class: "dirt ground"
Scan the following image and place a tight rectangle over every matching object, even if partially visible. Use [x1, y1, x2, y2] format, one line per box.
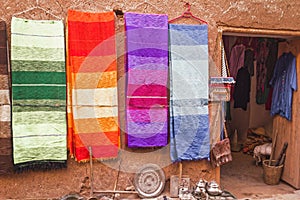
[221, 152, 296, 199]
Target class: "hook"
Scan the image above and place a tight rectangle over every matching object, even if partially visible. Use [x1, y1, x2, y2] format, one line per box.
[185, 3, 191, 12]
[168, 1, 207, 24]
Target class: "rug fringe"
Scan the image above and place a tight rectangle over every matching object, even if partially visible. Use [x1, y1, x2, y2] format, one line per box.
[14, 160, 67, 173]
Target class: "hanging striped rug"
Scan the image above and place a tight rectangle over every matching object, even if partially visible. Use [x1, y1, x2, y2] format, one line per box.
[0, 21, 13, 174]
[169, 24, 210, 162]
[124, 12, 169, 147]
[67, 10, 119, 161]
[11, 17, 67, 171]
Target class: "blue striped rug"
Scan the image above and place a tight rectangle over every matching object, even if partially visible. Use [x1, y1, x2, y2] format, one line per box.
[169, 24, 210, 162]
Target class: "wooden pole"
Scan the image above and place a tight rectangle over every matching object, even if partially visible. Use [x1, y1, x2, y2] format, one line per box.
[89, 146, 94, 197]
[93, 190, 138, 194]
[179, 162, 182, 182]
[269, 130, 278, 166]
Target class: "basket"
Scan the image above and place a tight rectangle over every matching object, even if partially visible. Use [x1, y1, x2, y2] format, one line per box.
[262, 160, 284, 185]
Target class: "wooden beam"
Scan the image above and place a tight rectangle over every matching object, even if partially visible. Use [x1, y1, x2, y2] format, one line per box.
[93, 190, 138, 194]
[219, 26, 300, 37]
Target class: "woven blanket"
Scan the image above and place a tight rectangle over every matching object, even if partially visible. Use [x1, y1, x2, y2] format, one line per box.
[11, 17, 67, 171]
[169, 24, 210, 162]
[0, 21, 13, 174]
[124, 12, 169, 147]
[67, 10, 119, 161]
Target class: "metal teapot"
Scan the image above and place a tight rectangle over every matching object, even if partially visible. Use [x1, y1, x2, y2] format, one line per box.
[196, 179, 207, 189]
[194, 179, 207, 194]
[193, 179, 208, 199]
[205, 181, 222, 196]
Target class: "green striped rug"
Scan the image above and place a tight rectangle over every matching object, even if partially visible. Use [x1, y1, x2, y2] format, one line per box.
[11, 17, 67, 171]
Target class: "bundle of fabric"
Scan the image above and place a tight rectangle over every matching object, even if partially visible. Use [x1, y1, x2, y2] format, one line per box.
[124, 12, 169, 147]
[11, 17, 67, 171]
[169, 24, 210, 162]
[0, 21, 13, 174]
[242, 127, 272, 154]
[67, 10, 119, 161]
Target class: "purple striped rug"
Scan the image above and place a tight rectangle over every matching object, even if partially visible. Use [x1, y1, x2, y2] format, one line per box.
[124, 12, 169, 147]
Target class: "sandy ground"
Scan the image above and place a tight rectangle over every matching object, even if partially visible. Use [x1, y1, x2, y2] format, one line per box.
[221, 152, 297, 199]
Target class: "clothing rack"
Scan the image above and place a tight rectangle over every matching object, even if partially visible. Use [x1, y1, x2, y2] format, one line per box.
[168, 3, 207, 24]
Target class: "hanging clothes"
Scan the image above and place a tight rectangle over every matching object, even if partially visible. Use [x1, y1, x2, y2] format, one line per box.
[233, 67, 251, 110]
[229, 43, 245, 80]
[264, 39, 279, 110]
[265, 87, 273, 110]
[169, 24, 210, 162]
[67, 10, 119, 161]
[269, 52, 297, 121]
[11, 17, 67, 171]
[124, 12, 169, 148]
[256, 39, 270, 104]
[0, 21, 13, 174]
[266, 39, 279, 84]
[244, 48, 255, 76]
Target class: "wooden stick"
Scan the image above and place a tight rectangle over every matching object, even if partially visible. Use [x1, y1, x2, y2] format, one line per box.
[89, 147, 94, 197]
[93, 190, 138, 194]
[278, 154, 286, 166]
[269, 130, 278, 166]
[275, 142, 288, 166]
[179, 162, 183, 182]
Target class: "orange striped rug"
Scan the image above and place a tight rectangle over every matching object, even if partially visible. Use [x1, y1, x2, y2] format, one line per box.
[67, 10, 119, 161]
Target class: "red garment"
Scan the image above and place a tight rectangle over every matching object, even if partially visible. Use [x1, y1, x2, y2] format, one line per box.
[265, 87, 273, 110]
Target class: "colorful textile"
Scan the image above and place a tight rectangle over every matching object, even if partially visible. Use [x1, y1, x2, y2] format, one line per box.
[124, 12, 169, 147]
[269, 52, 297, 121]
[169, 24, 210, 162]
[0, 21, 13, 174]
[11, 17, 67, 170]
[67, 10, 119, 161]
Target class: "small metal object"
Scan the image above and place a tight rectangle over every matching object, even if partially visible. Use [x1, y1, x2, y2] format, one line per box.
[170, 175, 179, 197]
[205, 181, 222, 196]
[134, 163, 165, 198]
[193, 179, 207, 200]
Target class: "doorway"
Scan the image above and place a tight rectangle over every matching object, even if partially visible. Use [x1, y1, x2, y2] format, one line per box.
[217, 26, 300, 199]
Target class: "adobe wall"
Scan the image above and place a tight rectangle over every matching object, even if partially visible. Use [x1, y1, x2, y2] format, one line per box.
[1, 0, 300, 199]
